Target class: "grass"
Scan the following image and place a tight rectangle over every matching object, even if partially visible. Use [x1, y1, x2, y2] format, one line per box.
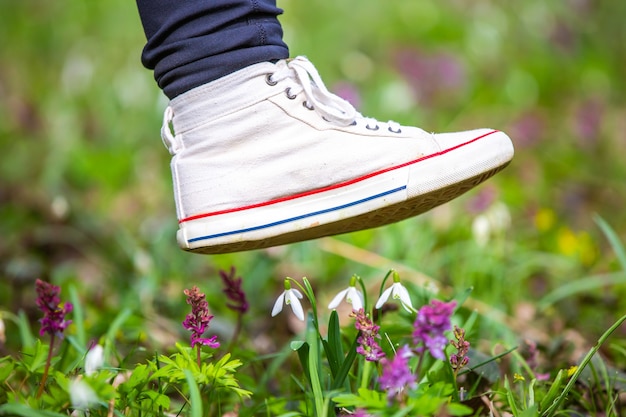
[1, 0, 625, 415]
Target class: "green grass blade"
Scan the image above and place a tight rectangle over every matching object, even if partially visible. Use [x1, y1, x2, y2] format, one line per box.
[68, 285, 85, 349]
[594, 214, 626, 271]
[184, 369, 203, 417]
[103, 308, 132, 360]
[538, 272, 626, 310]
[504, 376, 520, 415]
[542, 313, 626, 417]
[17, 310, 35, 348]
[539, 369, 565, 412]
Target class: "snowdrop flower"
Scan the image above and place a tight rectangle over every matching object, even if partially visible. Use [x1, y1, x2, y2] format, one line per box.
[70, 378, 99, 410]
[375, 272, 414, 312]
[271, 279, 305, 321]
[85, 344, 104, 376]
[472, 202, 511, 247]
[0, 317, 5, 344]
[328, 275, 364, 311]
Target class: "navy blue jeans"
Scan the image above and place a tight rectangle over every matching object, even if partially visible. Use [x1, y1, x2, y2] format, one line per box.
[136, 0, 290, 99]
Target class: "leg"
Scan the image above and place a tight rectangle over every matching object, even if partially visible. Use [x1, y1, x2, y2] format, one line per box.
[136, 0, 289, 99]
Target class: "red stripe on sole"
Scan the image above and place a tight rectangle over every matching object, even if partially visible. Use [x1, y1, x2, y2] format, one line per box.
[179, 129, 500, 223]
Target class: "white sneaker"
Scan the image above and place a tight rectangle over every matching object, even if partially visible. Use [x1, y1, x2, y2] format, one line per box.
[161, 56, 514, 254]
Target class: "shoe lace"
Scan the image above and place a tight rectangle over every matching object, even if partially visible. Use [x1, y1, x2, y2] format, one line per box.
[269, 56, 401, 133]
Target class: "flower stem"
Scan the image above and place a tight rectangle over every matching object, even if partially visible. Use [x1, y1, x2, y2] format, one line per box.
[196, 344, 201, 368]
[36, 333, 56, 399]
[225, 314, 243, 353]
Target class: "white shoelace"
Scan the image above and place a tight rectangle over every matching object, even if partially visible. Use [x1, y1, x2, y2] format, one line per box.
[269, 56, 402, 133]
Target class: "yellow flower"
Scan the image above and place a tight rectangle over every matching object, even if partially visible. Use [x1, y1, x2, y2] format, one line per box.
[513, 373, 525, 382]
[567, 366, 578, 377]
[534, 208, 555, 232]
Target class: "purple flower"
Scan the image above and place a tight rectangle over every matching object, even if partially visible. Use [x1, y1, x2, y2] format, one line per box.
[35, 279, 73, 338]
[220, 267, 249, 314]
[450, 325, 470, 371]
[413, 299, 457, 360]
[393, 48, 467, 108]
[351, 309, 385, 362]
[378, 345, 417, 402]
[183, 286, 220, 349]
[522, 339, 550, 380]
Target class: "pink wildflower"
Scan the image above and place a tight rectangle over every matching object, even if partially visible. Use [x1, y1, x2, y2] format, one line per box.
[183, 286, 219, 349]
[378, 345, 417, 402]
[35, 279, 73, 338]
[351, 309, 385, 362]
[450, 325, 470, 371]
[413, 299, 456, 360]
[220, 266, 249, 314]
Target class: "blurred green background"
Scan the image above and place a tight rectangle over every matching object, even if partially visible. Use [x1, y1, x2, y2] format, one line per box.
[1, 0, 625, 356]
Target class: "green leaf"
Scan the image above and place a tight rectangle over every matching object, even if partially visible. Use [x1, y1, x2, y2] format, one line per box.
[445, 402, 474, 416]
[21, 339, 49, 373]
[331, 334, 358, 390]
[142, 389, 171, 410]
[0, 358, 15, 382]
[539, 370, 565, 413]
[290, 340, 306, 350]
[306, 314, 324, 417]
[325, 310, 343, 377]
[519, 405, 539, 417]
[333, 387, 387, 410]
[293, 341, 310, 384]
[0, 403, 68, 417]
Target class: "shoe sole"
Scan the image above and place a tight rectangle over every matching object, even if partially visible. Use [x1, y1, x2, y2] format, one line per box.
[178, 130, 513, 254]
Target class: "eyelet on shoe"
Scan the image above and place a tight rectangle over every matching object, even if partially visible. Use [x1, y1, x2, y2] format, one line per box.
[366, 124, 380, 131]
[285, 87, 297, 99]
[350, 121, 357, 126]
[265, 73, 278, 86]
[388, 126, 402, 134]
[303, 101, 314, 110]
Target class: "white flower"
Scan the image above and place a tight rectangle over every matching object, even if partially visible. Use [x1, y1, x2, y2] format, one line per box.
[328, 276, 364, 311]
[85, 344, 104, 376]
[472, 202, 511, 247]
[375, 277, 414, 313]
[271, 279, 305, 321]
[0, 317, 5, 344]
[70, 378, 99, 410]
